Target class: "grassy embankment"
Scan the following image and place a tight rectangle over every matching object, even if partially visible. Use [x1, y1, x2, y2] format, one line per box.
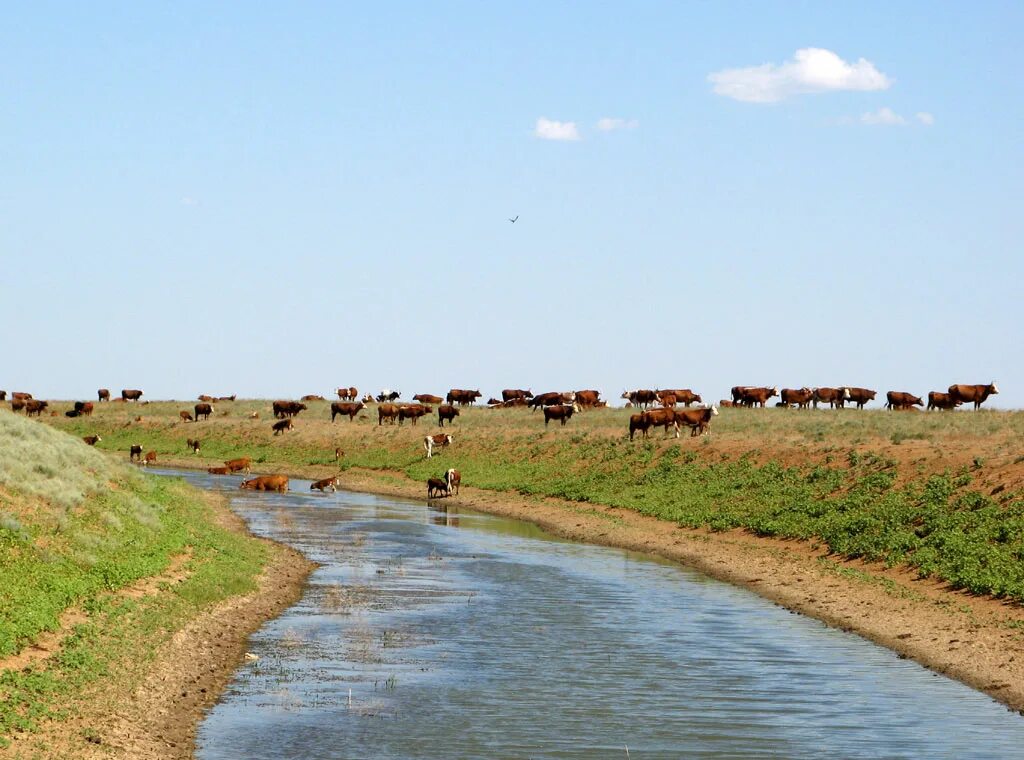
[0, 409, 273, 747]
[49, 398, 1024, 601]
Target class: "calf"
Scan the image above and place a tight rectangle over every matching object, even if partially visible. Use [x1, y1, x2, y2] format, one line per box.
[240, 475, 289, 492]
[310, 476, 339, 493]
[927, 391, 962, 411]
[142, 451, 157, 466]
[427, 477, 450, 499]
[886, 391, 923, 410]
[413, 394, 444, 405]
[180, 410, 194, 422]
[224, 458, 252, 472]
[445, 468, 461, 496]
[272, 418, 293, 435]
[438, 404, 460, 427]
[82, 435, 102, 446]
[424, 433, 453, 458]
[207, 466, 230, 475]
[331, 401, 365, 422]
[194, 402, 214, 421]
[543, 404, 575, 427]
[186, 438, 201, 454]
[718, 400, 736, 407]
[130, 444, 143, 462]
[948, 382, 999, 410]
[675, 406, 718, 436]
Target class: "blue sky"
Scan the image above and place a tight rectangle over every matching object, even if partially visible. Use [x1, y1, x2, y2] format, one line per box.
[2, 3, 1021, 406]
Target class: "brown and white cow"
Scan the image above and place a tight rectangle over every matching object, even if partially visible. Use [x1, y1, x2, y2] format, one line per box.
[948, 382, 999, 410]
[186, 438, 201, 454]
[413, 394, 444, 405]
[83, 435, 102, 446]
[142, 451, 157, 466]
[129, 444, 143, 462]
[331, 401, 365, 422]
[844, 387, 877, 409]
[543, 404, 575, 427]
[445, 468, 461, 496]
[121, 389, 143, 402]
[574, 390, 601, 408]
[621, 389, 657, 409]
[927, 391, 962, 411]
[336, 387, 358, 401]
[886, 391, 923, 410]
[225, 458, 252, 473]
[310, 476, 339, 493]
[272, 418, 294, 435]
[812, 387, 848, 409]
[194, 402, 214, 421]
[438, 404, 460, 427]
[780, 388, 814, 409]
[97, 388, 110, 402]
[675, 406, 719, 436]
[240, 475, 289, 492]
[424, 433, 453, 458]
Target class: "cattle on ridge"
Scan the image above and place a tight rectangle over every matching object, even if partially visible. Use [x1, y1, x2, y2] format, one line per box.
[948, 382, 999, 410]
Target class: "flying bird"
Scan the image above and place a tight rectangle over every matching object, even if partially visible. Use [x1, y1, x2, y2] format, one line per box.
[508, 215, 518, 223]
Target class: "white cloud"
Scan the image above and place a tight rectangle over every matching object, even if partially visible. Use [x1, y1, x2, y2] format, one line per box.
[915, 111, 935, 126]
[861, 107, 907, 126]
[534, 117, 581, 141]
[596, 117, 639, 131]
[709, 48, 892, 103]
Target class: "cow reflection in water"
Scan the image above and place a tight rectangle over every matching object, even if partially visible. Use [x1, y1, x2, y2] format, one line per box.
[430, 505, 460, 528]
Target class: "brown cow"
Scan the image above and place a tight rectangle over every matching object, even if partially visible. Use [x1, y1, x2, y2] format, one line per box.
[331, 401, 365, 421]
[780, 388, 814, 409]
[658, 394, 677, 408]
[0, 391, 5, 401]
[225, 458, 252, 473]
[97, 388, 110, 402]
[621, 389, 657, 409]
[272, 418, 293, 435]
[663, 389, 702, 407]
[240, 475, 289, 492]
[194, 402, 214, 421]
[361, 394, 375, 404]
[301, 394, 325, 401]
[186, 438, 201, 453]
[674, 406, 719, 436]
[179, 410, 193, 422]
[10, 399, 26, 413]
[529, 391, 574, 409]
[502, 389, 533, 402]
[446, 389, 482, 406]
[398, 404, 432, 425]
[335, 447, 343, 461]
[142, 451, 157, 466]
[642, 408, 679, 437]
[217, 395, 237, 402]
[424, 433, 453, 458]
[310, 476, 339, 493]
[129, 444, 143, 462]
[445, 468, 461, 496]
[812, 387, 848, 409]
[574, 390, 601, 408]
[198, 394, 214, 402]
[272, 401, 307, 418]
[207, 466, 230, 475]
[628, 413, 653, 441]
[413, 394, 444, 405]
[927, 391, 962, 411]
[543, 404, 575, 427]
[121, 389, 143, 402]
[12, 392, 33, 401]
[83, 435, 102, 446]
[336, 386, 358, 401]
[438, 404, 460, 427]
[718, 399, 736, 407]
[26, 400, 49, 417]
[886, 391, 923, 410]
[72, 401, 94, 416]
[948, 382, 999, 410]
[427, 477, 449, 498]
[378, 403, 400, 426]
[737, 387, 778, 408]
[844, 387, 877, 409]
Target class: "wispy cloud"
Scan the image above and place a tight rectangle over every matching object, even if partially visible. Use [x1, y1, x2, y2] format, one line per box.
[596, 117, 639, 131]
[861, 107, 907, 126]
[709, 48, 892, 103]
[534, 117, 581, 141]
[915, 111, 935, 126]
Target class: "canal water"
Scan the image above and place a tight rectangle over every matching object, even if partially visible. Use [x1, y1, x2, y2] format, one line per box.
[154, 469, 1024, 759]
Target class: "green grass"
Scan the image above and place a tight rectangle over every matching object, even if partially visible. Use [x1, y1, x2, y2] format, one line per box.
[0, 410, 269, 744]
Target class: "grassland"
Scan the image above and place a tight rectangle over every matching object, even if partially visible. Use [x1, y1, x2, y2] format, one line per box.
[0, 409, 299, 752]
[46, 397, 1024, 602]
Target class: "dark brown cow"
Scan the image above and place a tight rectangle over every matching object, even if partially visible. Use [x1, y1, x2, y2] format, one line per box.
[529, 391, 573, 409]
[225, 458, 252, 473]
[413, 394, 444, 405]
[272, 401, 307, 418]
[82, 435, 102, 446]
[26, 400, 49, 417]
[948, 382, 999, 410]
[424, 433, 453, 458]
[438, 404, 460, 427]
[179, 410, 193, 422]
[427, 477, 450, 498]
[398, 404, 432, 425]
[198, 394, 215, 402]
[0, 391, 5, 401]
[574, 390, 601, 408]
[737, 387, 778, 408]
[217, 395, 237, 402]
[730, 386, 753, 404]
[378, 403, 400, 425]
[812, 387, 848, 409]
[97, 388, 110, 402]
[207, 466, 230, 475]
[718, 399, 736, 407]
[310, 476, 339, 493]
[121, 389, 143, 402]
[675, 406, 719, 436]
[240, 475, 289, 492]
[486, 398, 503, 406]
[130, 444, 143, 462]
[12, 392, 33, 401]
[186, 438, 201, 453]
[301, 394, 325, 401]
[74, 401, 94, 416]
[331, 401, 365, 421]
[194, 402, 214, 421]
[780, 388, 813, 409]
[445, 468, 461, 496]
[927, 391, 962, 411]
[10, 399, 26, 413]
[446, 389, 482, 406]
[886, 391, 923, 410]
[628, 413, 653, 441]
[844, 387, 877, 409]
[502, 389, 533, 402]
[336, 386, 358, 401]
[543, 404, 575, 427]
[272, 418, 293, 435]
[621, 389, 657, 409]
